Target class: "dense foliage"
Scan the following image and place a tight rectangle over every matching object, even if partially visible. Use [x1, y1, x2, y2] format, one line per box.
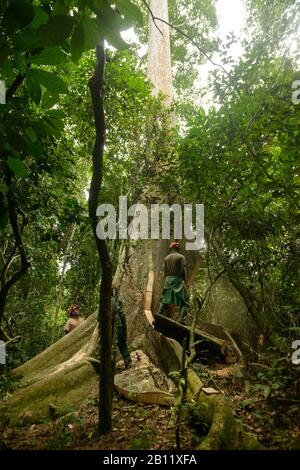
[178, 0, 300, 336]
[0, 0, 299, 378]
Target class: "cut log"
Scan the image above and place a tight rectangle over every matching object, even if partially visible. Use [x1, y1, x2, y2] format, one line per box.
[114, 350, 175, 406]
[154, 313, 242, 364]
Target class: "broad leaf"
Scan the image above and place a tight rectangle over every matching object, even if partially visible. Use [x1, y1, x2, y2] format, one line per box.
[82, 18, 102, 50]
[71, 18, 102, 61]
[28, 69, 68, 94]
[115, 0, 143, 27]
[7, 156, 29, 178]
[13, 29, 41, 51]
[3, 0, 35, 32]
[30, 6, 49, 29]
[101, 25, 129, 50]
[70, 23, 85, 62]
[93, 0, 126, 28]
[30, 47, 66, 65]
[26, 73, 42, 104]
[38, 15, 75, 46]
[27, 141, 44, 159]
[44, 109, 65, 136]
[0, 183, 8, 196]
[41, 90, 60, 109]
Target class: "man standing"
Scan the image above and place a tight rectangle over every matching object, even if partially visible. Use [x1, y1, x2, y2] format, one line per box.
[64, 305, 84, 334]
[159, 241, 189, 322]
[111, 285, 132, 370]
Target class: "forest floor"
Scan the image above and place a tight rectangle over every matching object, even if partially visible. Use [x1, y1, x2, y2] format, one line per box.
[195, 361, 300, 450]
[1, 389, 199, 451]
[1, 357, 300, 451]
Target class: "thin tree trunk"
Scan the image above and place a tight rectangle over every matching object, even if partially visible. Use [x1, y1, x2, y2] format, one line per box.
[88, 42, 113, 435]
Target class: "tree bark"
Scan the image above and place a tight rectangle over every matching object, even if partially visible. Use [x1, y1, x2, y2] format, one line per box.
[0, 187, 29, 329]
[154, 313, 242, 364]
[88, 42, 113, 435]
[147, 0, 173, 107]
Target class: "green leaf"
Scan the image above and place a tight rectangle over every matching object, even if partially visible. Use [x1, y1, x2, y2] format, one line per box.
[25, 127, 37, 142]
[13, 29, 41, 51]
[115, 0, 143, 27]
[82, 18, 102, 50]
[43, 109, 65, 136]
[30, 47, 66, 65]
[97, 20, 129, 50]
[27, 141, 44, 159]
[93, 0, 131, 45]
[92, 0, 108, 16]
[38, 15, 75, 46]
[28, 69, 68, 94]
[41, 90, 60, 109]
[7, 156, 29, 178]
[3, 1, 35, 32]
[0, 182, 8, 196]
[46, 109, 65, 120]
[70, 22, 85, 62]
[26, 73, 42, 104]
[71, 18, 102, 61]
[30, 6, 49, 29]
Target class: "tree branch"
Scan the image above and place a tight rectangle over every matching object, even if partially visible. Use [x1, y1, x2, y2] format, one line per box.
[5, 73, 26, 102]
[143, 0, 229, 75]
[142, 0, 163, 35]
[0, 189, 30, 325]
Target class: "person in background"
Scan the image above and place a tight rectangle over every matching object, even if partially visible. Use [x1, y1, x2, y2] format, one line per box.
[111, 285, 132, 370]
[64, 304, 84, 334]
[159, 241, 189, 322]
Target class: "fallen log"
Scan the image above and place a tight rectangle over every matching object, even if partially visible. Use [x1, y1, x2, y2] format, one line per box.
[154, 313, 242, 365]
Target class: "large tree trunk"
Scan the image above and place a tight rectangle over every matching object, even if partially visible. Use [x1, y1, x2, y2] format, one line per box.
[0, 240, 262, 449]
[147, 0, 173, 107]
